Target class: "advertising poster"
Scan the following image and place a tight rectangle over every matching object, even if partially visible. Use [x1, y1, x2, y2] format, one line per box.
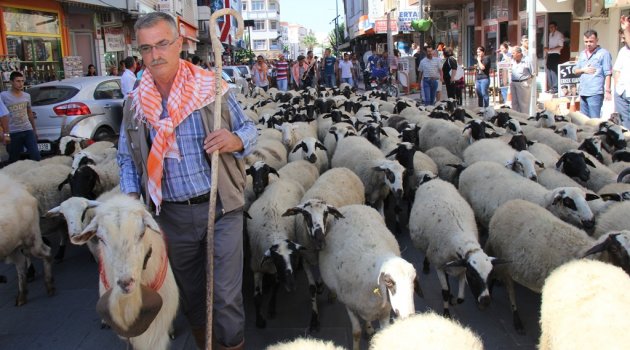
[104, 27, 125, 52]
[558, 61, 579, 98]
[497, 62, 511, 88]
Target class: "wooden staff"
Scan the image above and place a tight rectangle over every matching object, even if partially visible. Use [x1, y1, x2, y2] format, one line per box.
[207, 8, 244, 349]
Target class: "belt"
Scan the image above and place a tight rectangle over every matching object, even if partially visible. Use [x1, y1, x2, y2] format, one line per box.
[512, 78, 531, 82]
[164, 192, 210, 205]
[423, 77, 439, 80]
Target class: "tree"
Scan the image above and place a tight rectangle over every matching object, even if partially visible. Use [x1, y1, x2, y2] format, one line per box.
[328, 22, 347, 55]
[302, 34, 318, 51]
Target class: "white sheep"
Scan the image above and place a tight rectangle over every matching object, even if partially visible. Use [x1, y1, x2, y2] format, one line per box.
[425, 146, 463, 184]
[522, 126, 580, 155]
[555, 150, 617, 192]
[62, 157, 120, 199]
[410, 175, 501, 316]
[593, 202, 630, 238]
[486, 199, 630, 333]
[71, 147, 117, 173]
[331, 136, 406, 215]
[59, 135, 87, 156]
[258, 127, 283, 143]
[70, 195, 178, 350]
[369, 312, 485, 350]
[463, 139, 544, 180]
[277, 121, 318, 150]
[417, 119, 470, 157]
[0, 173, 55, 306]
[323, 122, 357, 160]
[266, 337, 346, 350]
[247, 179, 305, 328]
[288, 137, 329, 173]
[319, 204, 418, 350]
[539, 259, 630, 350]
[245, 137, 288, 171]
[527, 141, 561, 169]
[282, 167, 365, 331]
[458, 161, 597, 229]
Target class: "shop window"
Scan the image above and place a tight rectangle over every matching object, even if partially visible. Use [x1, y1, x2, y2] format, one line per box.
[254, 40, 267, 50]
[252, 0, 264, 11]
[254, 20, 265, 31]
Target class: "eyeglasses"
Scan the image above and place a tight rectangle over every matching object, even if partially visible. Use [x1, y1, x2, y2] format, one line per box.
[138, 37, 179, 55]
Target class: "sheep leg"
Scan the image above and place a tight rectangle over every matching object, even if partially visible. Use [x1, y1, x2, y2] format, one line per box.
[436, 268, 454, 317]
[364, 320, 375, 338]
[456, 273, 466, 304]
[86, 237, 100, 263]
[422, 257, 431, 274]
[304, 262, 320, 332]
[8, 251, 28, 306]
[505, 276, 525, 335]
[26, 259, 35, 282]
[253, 272, 266, 328]
[168, 325, 176, 340]
[267, 276, 280, 319]
[0, 275, 6, 283]
[345, 307, 362, 350]
[28, 239, 55, 297]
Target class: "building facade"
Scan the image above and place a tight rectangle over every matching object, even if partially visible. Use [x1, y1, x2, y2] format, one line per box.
[286, 22, 308, 59]
[241, 0, 282, 59]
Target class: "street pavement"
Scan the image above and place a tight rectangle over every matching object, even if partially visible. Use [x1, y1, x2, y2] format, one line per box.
[0, 89, 542, 350]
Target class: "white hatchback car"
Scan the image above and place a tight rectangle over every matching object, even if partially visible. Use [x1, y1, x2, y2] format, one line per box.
[28, 76, 124, 154]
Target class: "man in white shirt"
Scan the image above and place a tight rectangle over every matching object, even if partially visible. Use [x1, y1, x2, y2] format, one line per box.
[338, 53, 354, 86]
[418, 47, 443, 106]
[121, 56, 137, 96]
[615, 16, 630, 129]
[545, 22, 565, 93]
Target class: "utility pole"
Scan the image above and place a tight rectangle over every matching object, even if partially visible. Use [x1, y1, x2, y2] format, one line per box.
[527, 0, 537, 117]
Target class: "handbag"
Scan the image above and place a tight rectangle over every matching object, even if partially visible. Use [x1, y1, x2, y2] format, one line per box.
[450, 58, 465, 81]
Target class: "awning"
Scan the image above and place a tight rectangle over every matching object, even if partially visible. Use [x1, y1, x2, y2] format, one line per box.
[338, 42, 351, 50]
[177, 16, 199, 43]
[58, 0, 126, 10]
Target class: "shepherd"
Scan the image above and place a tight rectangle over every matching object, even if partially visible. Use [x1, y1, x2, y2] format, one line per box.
[117, 10, 253, 350]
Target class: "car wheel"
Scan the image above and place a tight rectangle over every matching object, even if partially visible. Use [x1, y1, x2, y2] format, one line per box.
[93, 127, 115, 142]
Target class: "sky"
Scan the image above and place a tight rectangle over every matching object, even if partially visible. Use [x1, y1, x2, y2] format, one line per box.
[280, 0, 342, 36]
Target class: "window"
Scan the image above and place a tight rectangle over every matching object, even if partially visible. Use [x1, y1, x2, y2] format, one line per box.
[254, 20, 265, 31]
[242, 1, 247, 11]
[252, 0, 264, 11]
[254, 39, 266, 50]
[94, 80, 123, 100]
[268, 1, 276, 10]
[270, 21, 278, 30]
[270, 39, 279, 50]
[198, 20, 208, 33]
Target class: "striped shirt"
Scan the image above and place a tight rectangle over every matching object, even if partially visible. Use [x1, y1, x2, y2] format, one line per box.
[418, 57, 442, 79]
[117, 92, 257, 201]
[276, 61, 289, 80]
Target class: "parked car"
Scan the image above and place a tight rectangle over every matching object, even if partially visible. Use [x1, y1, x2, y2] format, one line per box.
[222, 71, 242, 95]
[223, 66, 248, 94]
[28, 76, 124, 155]
[235, 65, 252, 80]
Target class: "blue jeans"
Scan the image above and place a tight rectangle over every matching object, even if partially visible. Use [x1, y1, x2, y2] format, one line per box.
[325, 73, 336, 88]
[341, 77, 354, 86]
[476, 78, 490, 108]
[580, 94, 604, 118]
[7, 129, 41, 163]
[615, 92, 630, 130]
[500, 87, 508, 104]
[422, 78, 438, 106]
[276, 78, 288, 91]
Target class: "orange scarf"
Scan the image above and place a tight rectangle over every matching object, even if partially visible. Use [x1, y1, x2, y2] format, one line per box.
[131, 59, 229, 213]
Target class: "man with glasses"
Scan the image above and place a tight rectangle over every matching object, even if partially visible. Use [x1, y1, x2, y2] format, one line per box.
[1, 71, 40, 163]
[117, 12, 256, 350]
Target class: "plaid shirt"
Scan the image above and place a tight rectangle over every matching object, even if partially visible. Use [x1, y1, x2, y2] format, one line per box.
[117, 92, 257, 201]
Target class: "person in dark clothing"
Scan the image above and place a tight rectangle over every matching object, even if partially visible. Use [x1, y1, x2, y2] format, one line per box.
[413, 43, 426, 84]
[442, 47, 463, 105]
[475, 46, 492, 111]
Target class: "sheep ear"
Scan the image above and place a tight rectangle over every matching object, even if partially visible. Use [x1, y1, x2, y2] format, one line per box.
[282, 207, 304, 217]
[491, 258, 510, 266]
[583, 156, 597, 168]
[583, 234, 617, 257]
[552, 190, 566, 205]
[520, 121, 528, 126]
[243, 211, 252, 220]
[315, 141, 328, 151]
[267, 166, 280, 177]
[292, 142, 306, 153]
[57, 174, 71, 191]
[143, 211, 161, 233]
[73, 219, 98, 245]
[555, 154, 566, 169]
[379, 128, 388, 136]
[461, 125, 471, 134]
[413, 276, 424, 298]
[385, 148, 398, 158]
[443, 259, 467, 269]
[549, 125, 556, 130]
[87, 200, 101, 208]
[327, 205, 345, 219]
[45, 206, 62, 218]
[599, 193, 621, 202]
[535, 160, 545, 168]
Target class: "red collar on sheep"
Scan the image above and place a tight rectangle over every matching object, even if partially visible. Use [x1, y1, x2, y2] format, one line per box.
[98, 240, 169, 292]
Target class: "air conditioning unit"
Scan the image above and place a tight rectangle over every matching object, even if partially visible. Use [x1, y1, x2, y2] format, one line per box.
[101, 12, 121, 25]
[573, 0, 603, 18]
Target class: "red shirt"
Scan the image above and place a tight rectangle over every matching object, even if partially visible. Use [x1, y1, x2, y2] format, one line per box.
[276, 61, 289, 79]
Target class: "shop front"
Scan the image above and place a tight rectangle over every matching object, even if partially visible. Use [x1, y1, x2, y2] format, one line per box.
[0, 1, 69, 89]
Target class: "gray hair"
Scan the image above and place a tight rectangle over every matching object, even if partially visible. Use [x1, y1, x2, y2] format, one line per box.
[583, 29, 598, 38]
[513, 47, 523, 54]
[134, 12, 178, 38]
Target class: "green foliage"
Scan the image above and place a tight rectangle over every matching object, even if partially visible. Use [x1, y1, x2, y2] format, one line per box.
[328, 22, 348, 55]
[233, 49, 255, 64]
[302, 34, 318, 51]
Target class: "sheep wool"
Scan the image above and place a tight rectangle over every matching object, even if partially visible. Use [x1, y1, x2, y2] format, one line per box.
[539, 260, 630, 350]
[266, 338, 346, 350]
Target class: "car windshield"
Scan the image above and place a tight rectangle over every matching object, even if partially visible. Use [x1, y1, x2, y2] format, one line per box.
[28, 86, 80, 106]
[236, 67, 249, 76]
[223, 68, 235, 77]
[221, 71, 234, 83]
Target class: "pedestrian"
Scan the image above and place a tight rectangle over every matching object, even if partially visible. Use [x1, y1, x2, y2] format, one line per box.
[1, 71, 40, 163]
[303, 51, 317, 89]
[86, 64, 97, 76]
[509, 47, 534, 114]
[442, 47, 459, 102]
[121, 56, 137, 97]
[390, 49, 400, 79]
[322, 48, 337, 88]
[292, 55, 306, 89]
[498, 42, 512, 103]
[117, 12, 256, 350]
[614, 15, 630, 128]
[475, 46, 492, 112]
[274, 54, 289, 92]
[574, 29, 613, 118]
[521, 35, 529, 57]
[118, 60, 125, 76]
[338, 52, 354, 86]
[109, 65, 119, 76]
[252, 55, 270, 91]
[351, 53, 361, 89]
[545, 22, 564, 93]
[413, 43, 426, 85]
[417, 46, 443, 106]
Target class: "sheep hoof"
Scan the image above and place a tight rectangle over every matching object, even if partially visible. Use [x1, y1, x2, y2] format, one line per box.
[442, 309, 451, 318]
[457, 298, 464, 304]
[0, 275, 6, 283]
[15, 293, 27, 307]
[46, 284, 56, 297]
[100, 321, 111, 329]
[255, 317, 267, 329]
[316, 282, 325, 294]
[26, 265, 36, 283]
[168, 330, 176, 340]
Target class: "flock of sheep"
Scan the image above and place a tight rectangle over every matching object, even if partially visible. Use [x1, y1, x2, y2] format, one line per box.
[1, 82, 630, 350]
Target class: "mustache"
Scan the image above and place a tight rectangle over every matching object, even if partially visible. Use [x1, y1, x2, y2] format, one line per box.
[150, 59, 167, 66]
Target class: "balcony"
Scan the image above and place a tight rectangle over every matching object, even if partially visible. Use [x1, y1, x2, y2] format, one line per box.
[244, 10, 279, 20]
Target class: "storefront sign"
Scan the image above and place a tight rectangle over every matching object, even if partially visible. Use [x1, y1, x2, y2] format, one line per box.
[63, 56, 83, 78]
[104, 27, 124, 52]
[558, 61, 580, 97]
[467, 3, 475, 26]
[357, 14, 374, 35]
[397, 9, 419, 33]
[497, 62, 511, 88]
[375, 19, 398, 34]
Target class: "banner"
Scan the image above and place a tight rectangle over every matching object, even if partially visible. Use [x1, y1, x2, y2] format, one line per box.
[497, 62, 511, 88]
[558, 61, 580, 98]
[104, 27, 124, 52]
[397, 9, 419, 33]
